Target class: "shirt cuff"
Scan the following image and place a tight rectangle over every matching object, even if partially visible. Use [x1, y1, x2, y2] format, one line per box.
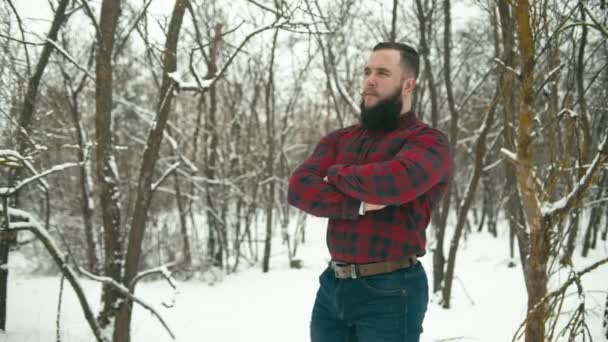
[359, 202, 365, 216]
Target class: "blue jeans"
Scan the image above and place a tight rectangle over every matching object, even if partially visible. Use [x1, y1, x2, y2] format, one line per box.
[310, 261, 428, 342]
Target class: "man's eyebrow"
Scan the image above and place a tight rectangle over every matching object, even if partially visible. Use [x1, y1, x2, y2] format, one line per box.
[364, 66, 391, 74]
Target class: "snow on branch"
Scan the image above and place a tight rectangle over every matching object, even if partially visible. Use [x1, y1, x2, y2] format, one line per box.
[4, 208, 107, 342]
[0, 149, 30, 167]
[151, 162, 182, 192]
[493, 58, 520, 77]
[584, 197, 608, 208]
[482, 158, 503, 173]
[541, 131, 608, 218]
[3, 205, 176, 340]
[557, 108, 579, 119]
[45, 38, 95, 80]
[500, 147, 517, 163]
[0, 160, 81, 196]
[167, 71, 216, 92]
[78, 268, 176, 340]
[130, 261, 181, 290]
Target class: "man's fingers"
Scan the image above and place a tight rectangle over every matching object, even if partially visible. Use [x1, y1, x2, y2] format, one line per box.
[363, 202, 387, 212]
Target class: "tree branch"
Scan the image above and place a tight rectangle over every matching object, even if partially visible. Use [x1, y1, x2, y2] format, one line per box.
[0, 161, 81, 196]
[2, 209, 106, 342]
[541, 130, 608, 218]
[78, 0, 101, 41]
[151, 162, 181, 192]
[78, 268, 176, 340]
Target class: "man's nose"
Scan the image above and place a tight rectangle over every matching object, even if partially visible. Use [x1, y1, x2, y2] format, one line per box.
[364, 75, 377, 88]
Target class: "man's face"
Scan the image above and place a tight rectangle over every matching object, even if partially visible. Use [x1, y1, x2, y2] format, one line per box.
[359, 49, 412, 131]
[362, 49, 405, 109]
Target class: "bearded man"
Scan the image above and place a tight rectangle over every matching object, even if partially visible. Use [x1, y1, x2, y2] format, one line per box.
[287, 42, 452, 342]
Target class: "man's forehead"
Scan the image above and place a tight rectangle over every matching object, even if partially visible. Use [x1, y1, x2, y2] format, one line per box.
[365, 49, 401, 69]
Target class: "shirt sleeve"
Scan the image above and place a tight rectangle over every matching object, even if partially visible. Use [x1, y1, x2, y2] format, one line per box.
[325, 128, 452, 206]
[287, 130, 361, 220]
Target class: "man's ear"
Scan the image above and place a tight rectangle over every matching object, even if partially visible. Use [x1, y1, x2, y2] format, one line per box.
[402, 78, 416, 96]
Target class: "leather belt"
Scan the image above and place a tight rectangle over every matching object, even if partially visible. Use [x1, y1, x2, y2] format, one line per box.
[330, 256, 418, 279]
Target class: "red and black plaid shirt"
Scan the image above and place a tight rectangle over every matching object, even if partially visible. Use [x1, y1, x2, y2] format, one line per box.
[287, 111, 452, 263]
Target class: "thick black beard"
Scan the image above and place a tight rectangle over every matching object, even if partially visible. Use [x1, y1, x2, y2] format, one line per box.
[359, 89, 403, 131]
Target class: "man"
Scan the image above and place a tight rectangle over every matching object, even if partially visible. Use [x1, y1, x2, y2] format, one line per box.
[287, 42, 452, 342]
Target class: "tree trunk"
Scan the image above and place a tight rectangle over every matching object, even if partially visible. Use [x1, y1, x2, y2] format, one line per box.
[13, 0, 70, 184]
[232, 199, 244, 273]
[389, 0, 398, 42]
[95, 0, 125, 329]
[203, 24, 223, 269]
[433, 187, 449, 294]
[602, 206, 608, 242]
[583, 171, 606, 255]
[174, 172, 192, 266]
[604, 291, 608, 339]
[65, 63, 100, 273]
[514, 2, 548, 341]
[113, 1, 188, 341]
[417, 0, 446, 294]
[1, 0, 70, 328]
[498, 0, 529, 281]
[0, 197, 15, 331]
[415, 0, 438, 128]
[561, 208, 580, 265]
[562, 1, 590, 266]
[442, 88, 498, 309]
[262, 28, 279, 273]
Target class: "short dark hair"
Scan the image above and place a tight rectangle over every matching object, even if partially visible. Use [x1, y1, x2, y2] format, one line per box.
[373, 42, 420, 79]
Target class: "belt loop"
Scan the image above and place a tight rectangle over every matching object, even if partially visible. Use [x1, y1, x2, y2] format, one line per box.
[350, 264, 357, 279]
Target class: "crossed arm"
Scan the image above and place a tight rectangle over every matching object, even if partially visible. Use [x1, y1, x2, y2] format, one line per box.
[287, 131, 362, 220]
[287, 128, 451, 220]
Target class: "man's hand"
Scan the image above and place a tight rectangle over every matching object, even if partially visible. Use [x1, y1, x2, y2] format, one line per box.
[324, 175, 386, 213]
[363, 202, 387, 212]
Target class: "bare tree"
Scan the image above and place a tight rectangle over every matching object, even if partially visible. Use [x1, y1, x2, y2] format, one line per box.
[497, 0, 529, 283]
[513, 1, 608, 340]
[390, 0, 398, 42]
[1, 0, 70, 331]
[113, 0, 189, 340]
[441, 31, 499, 309]
[95, 0, 125, 329]
[57, 40, 99, 274]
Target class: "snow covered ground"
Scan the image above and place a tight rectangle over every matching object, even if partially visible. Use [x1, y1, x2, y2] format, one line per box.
[2, 216, 607, 342]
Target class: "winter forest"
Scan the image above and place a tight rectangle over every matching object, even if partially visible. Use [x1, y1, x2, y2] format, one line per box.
[0, 0, 607, 341]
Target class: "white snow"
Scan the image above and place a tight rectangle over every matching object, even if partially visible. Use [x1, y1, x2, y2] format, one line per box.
[500, 148, 517, 163]
[167, 71, 215, 91]
[2, 216, 607, 342]
[541, 197, 568, 217]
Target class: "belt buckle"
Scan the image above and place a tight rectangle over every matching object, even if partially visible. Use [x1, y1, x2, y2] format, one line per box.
[350, 264, 357, 279]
